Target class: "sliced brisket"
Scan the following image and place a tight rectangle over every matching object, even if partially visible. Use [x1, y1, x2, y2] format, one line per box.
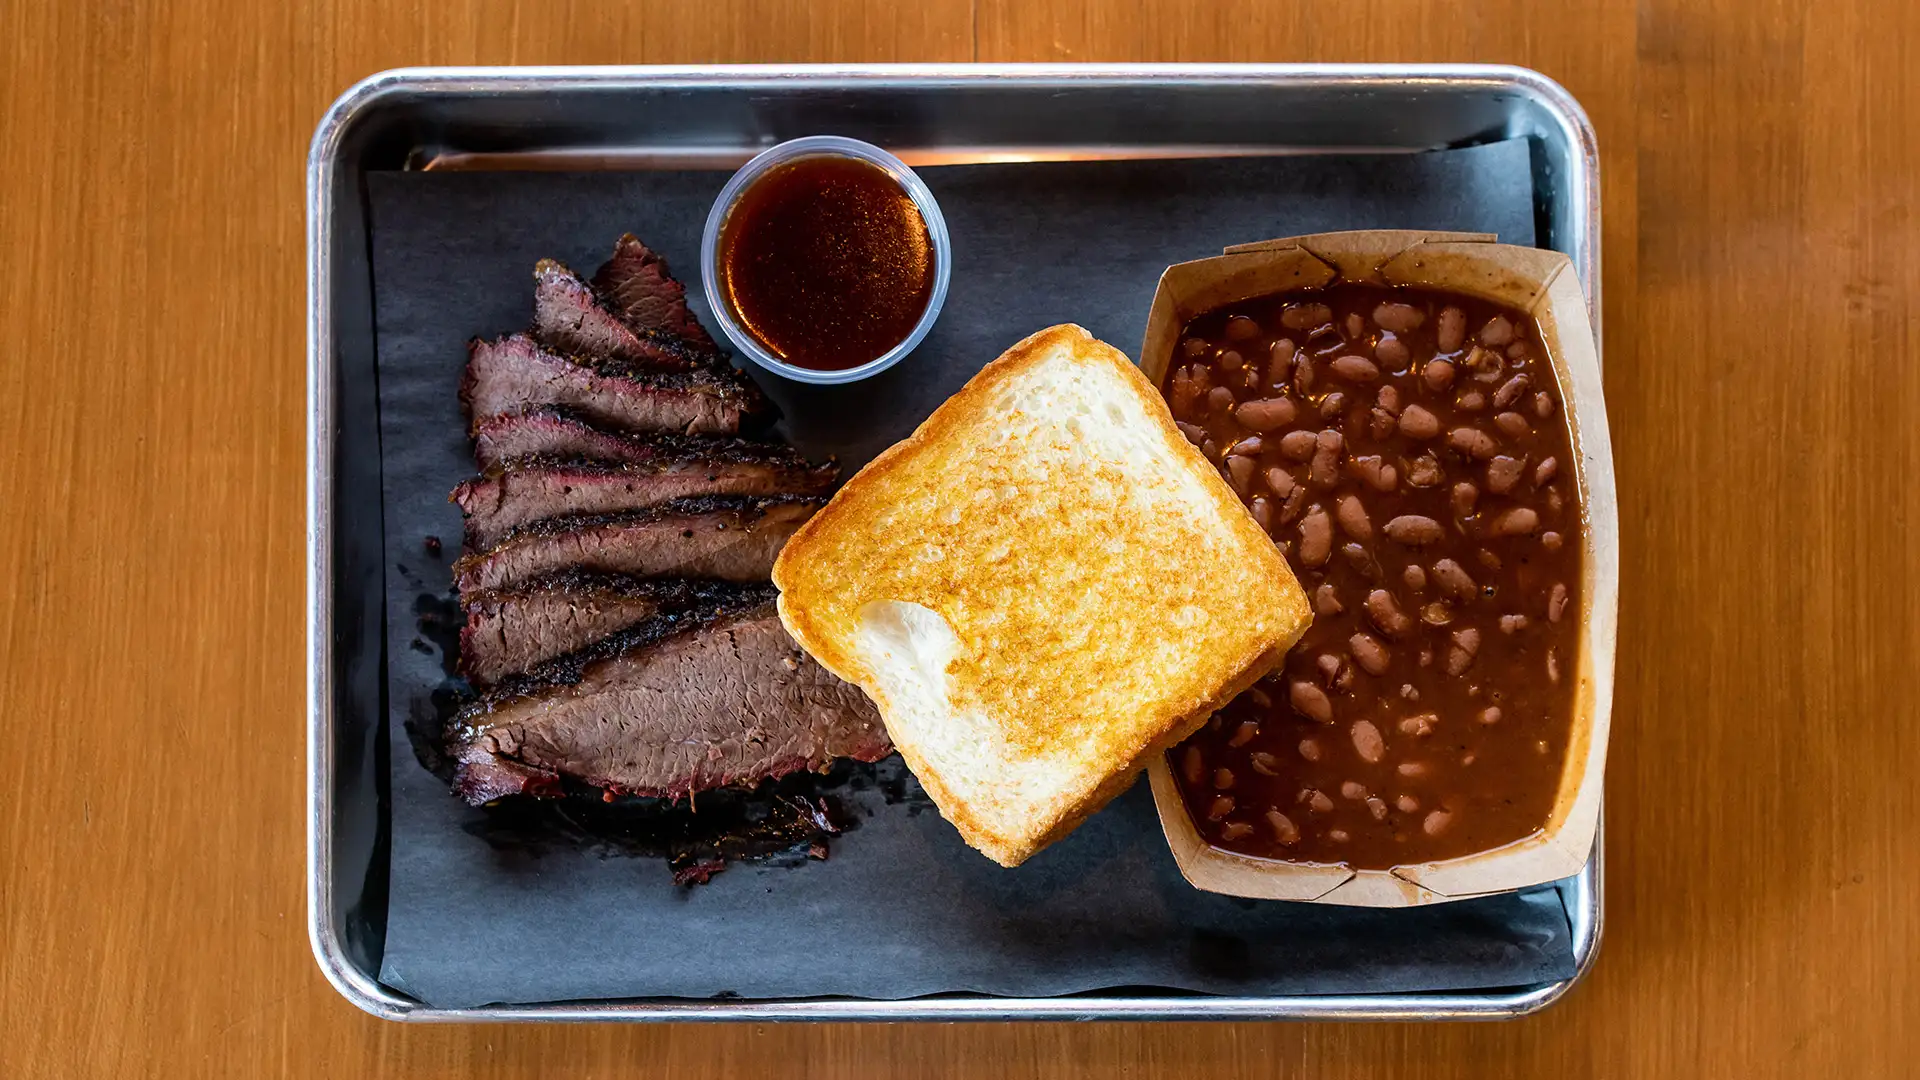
[445, 233, 884, 819]
[450, 596, 890, 803]
[459, 573, 732, 687]
[473, 408, 651, 471]
[462, 334, 763, 436]
[533, 259, 713, 371]
[591, 233, 715, 348]
[450, 495, 822, 595]
[451, 448, 838, 550]
[472, 408, 820, 473]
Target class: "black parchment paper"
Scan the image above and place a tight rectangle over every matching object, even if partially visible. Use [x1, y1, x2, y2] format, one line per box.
[366, 142, 1581, 1009]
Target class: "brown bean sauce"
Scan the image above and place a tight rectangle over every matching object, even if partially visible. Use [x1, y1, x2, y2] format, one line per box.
[1161, 284, 1582, 869]
[717, 155, 934, 371]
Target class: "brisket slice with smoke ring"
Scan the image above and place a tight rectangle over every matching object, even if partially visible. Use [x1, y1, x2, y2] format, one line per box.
[458, 572, 742, 688]
[462, 334, 765, 437]
[473, 408, 820, 472]
[449, 494, 822, 594]
[532, 259, 715, 372]
[472, 408, 823, 474]
[450, 593, 890, 804]
[591, 233, 715, 348]
[451, 449, 838, 550]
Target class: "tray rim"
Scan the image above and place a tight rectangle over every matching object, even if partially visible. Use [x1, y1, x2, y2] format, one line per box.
[307, 61, 1603, 1024]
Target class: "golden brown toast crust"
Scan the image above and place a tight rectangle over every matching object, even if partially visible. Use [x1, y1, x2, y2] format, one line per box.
[774, 324, 1312, 866]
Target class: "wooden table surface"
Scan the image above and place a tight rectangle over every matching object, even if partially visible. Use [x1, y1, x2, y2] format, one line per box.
[3, 0, 1916, 1076]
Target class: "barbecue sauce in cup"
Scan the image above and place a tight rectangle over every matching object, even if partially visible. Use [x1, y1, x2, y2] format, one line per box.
[716, 155, 936, 371]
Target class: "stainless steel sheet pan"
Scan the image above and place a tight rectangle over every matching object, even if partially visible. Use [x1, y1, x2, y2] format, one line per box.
[308, 64, 1602, 1022]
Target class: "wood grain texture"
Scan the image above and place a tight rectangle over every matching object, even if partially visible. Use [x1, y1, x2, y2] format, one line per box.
[1, 0, 1914, 1076]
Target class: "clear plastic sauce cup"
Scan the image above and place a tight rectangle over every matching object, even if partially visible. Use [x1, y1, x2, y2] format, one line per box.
[701, 136, 952, 385]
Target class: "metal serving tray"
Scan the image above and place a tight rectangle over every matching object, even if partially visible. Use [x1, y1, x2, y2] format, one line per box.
[307, 64, 1602, 1022]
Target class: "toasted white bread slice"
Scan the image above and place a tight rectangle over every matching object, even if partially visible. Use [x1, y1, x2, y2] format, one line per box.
[773, 325, 1311, 866]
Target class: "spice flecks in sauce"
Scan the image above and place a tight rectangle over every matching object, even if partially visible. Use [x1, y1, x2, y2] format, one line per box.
[717, 155, 934, 371]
